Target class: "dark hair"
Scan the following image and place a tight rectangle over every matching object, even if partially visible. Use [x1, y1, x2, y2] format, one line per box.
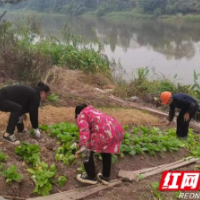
[75, 104, 87, 119]
[36, 81, 50, 93]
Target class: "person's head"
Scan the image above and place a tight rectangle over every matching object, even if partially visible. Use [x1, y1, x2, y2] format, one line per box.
[160, 91, 173, 105]
[75, 104, 87, 119]
[36, 81, 50, 101]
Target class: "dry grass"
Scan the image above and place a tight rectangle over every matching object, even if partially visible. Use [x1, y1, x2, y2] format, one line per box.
[46, 67, 114, 96]
[46, 67, 94, 94]
[0, 106, 159, 131]
[99, 107, 158, 125]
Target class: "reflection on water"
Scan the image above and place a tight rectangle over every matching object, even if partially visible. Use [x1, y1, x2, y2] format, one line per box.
[4, 12, 200, 85]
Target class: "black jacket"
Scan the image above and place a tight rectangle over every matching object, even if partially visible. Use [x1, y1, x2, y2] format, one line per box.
[169, 93, 199, 121]
[0, 85, 40, 128]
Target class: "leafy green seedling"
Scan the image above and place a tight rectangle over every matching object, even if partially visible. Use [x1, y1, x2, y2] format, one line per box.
[58, 176, 67, 187]
[0, 150, 8, 162]
[39, 124, 49, 131]
[27, 162, 56, 196]
[0, 164, 4, 171]
[15, 142, 40, 164]
[174, 191, 181, 199]
[151, 181, 163, 200]
[137, 174, 144, 180]
[1, 165, 23, 183]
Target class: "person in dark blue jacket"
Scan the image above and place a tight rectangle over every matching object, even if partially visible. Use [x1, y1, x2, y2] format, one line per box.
[160, 91, 199, 139]
[0, 81, 50, 145]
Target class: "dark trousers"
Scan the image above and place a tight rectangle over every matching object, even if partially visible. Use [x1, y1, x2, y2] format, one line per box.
[0, 100, 22, 135]
[176, 108, 198, 137]
[16, 123, 24, 132]
[84, 152, 112, 179]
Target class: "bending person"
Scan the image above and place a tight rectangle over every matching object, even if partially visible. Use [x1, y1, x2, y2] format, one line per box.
[160, 91, 199, 139]
[75, 104, 124, 185]
[0, 81, 50, 145]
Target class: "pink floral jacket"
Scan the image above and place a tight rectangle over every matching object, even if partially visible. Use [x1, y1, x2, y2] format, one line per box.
[76, 105, 124, 154]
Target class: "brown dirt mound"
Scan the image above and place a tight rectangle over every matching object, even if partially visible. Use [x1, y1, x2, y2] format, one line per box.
[44, 68, 118, 107]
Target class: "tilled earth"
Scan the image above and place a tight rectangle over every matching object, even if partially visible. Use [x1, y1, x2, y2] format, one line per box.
[0, 106, 193, 200]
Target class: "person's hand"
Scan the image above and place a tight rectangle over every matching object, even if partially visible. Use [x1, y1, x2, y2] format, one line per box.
[34, 128, 41, 138]
[184, 113, 190, 122]
[75, 150, 81, 159]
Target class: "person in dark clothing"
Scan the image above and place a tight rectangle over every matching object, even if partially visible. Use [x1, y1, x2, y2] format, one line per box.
[0, 81, 50, 145]
[160, 91, 199, 139]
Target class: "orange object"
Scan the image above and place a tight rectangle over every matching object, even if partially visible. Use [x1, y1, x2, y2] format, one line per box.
[160, 91, 172, 105]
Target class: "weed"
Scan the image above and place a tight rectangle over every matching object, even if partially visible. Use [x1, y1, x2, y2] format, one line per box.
[151, 181, 163, 200]
[48, 93, 59, 102]
[113, 67, 200, 108]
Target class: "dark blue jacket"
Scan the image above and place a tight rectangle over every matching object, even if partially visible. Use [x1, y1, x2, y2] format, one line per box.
[169, 93, 199, 121]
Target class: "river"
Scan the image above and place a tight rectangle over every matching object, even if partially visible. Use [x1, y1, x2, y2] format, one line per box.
[3, 11, 200, 85]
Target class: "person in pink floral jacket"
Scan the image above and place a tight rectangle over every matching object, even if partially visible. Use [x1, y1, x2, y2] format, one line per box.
[75, 104, 124, 185]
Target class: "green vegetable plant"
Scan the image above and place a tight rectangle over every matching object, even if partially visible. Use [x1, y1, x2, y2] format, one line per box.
[0, 150, 8, 163]
[0, 164, 3, 171]
[1, 165, 23, 183]
[57, 176, 67, 187]
[15, 142, 40, 164]
[55, 142, 76, 165]
[41, 122, 79, 166]
[15, 143, 58, 196]
[27, 162, 56, 196]
[120, 126, 185, 157]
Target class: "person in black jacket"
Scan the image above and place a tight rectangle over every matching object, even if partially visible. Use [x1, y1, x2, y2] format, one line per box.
[160, 91, 199, 139]
[0, 81, 50, 145]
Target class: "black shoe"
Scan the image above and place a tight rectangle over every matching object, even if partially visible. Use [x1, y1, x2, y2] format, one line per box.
[97, 173, 110, 185]
[77, 173, 97, 185]
[3, 133, 20, 145]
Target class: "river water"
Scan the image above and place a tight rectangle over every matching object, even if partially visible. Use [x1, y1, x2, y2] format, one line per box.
[4, 12, 200, 85]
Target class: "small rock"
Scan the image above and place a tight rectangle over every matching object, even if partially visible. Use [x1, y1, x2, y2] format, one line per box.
[97, 191, 104, 196]
[40, 138, 46, 143]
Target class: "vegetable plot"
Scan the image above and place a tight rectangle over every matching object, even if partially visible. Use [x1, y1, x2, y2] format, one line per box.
[0, 122, 200, 197]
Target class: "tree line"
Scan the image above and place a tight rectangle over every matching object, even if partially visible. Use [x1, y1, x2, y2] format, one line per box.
[2, 0, 200, 17]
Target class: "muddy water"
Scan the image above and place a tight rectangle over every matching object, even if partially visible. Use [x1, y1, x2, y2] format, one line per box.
[4, 12, 200, 85]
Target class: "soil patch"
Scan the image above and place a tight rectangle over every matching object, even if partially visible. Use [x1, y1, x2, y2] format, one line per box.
[0, 130, 190, 200]
[0, 106, 191, 199]
[0, 69, 197, 200]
